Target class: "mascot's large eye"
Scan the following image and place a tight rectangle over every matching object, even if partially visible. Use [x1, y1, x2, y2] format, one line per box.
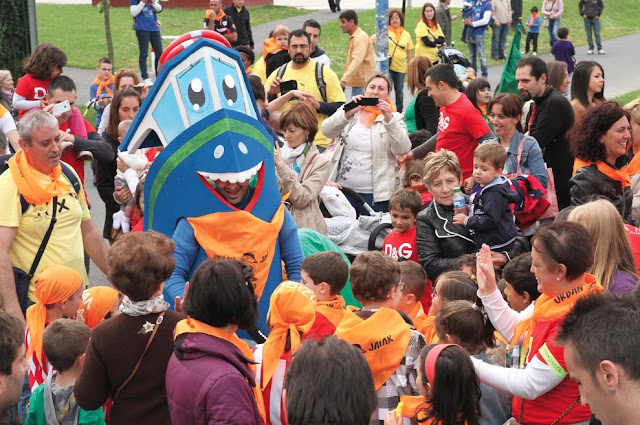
[188, 78, 206, 111]
[222, 74, 238, 106]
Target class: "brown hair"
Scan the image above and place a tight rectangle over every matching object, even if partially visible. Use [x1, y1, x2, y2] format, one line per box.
[301, 251, 349, 296]
[473, 142, 507, 170]
[435, 271, 478, 303]
[108, 231, 176, 301]
[43, 319, 90, 372]
[389, 189, 422, 217]
[113, 69, 141, 91]
[278, 101, 318, 142]
[106, 88, 141, 141]
[399, 261, 427, 299]
[98, 57, 112, 67]
[488, 93, 525, 133]
[365, 72, 392, 93]
[0, 311, 24, 376]
[547, 60, 568, 94]
[421, 2, 439, 27]
[272, 24, 291, 38]
[454, 254, 477, 275]
[407, 56, 433, 96]
[23, 43, 67, 80]
[403, 159, 427, 188]
[388, 9, 405, 26]
[435, 300, 496, 354]
[423, 149, 462, 188]
[350, 251, 401, 302]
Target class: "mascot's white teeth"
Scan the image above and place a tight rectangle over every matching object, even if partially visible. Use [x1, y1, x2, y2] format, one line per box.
[198, 162, 262, 184]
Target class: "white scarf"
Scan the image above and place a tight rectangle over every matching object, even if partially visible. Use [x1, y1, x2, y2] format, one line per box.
[119, 294, 169, 316]
[280, 142, 309, 174]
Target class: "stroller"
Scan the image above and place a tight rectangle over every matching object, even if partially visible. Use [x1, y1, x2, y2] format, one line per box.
[320, 186, 393, 259]
[438, 46, 471, 80]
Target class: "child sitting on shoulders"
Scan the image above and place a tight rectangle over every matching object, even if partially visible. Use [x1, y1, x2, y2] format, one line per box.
[263, 25, 291, 77]
[25, 265, 84, 393]
[383, 189, 422, 262]
[25, 320, 105, 425]
[301, 251, 350, 336]
[453, 143, 518, 252]
[396, 261, 433, 338]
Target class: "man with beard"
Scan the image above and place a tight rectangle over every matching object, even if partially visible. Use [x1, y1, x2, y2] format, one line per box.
[516, 56, 574, 209]
[266, 29, 345, 150]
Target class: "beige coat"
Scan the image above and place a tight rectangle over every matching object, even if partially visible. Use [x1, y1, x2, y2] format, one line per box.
[321, 107, 411, 203]
[342, 27, 376, 87]
[276, 143, 330, 234]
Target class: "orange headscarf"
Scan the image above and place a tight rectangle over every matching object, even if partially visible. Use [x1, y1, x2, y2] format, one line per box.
[573, 158, 631, 189]
[315, 295, 346, 328]
[335, 307, 412, 390]
[508, 274, 603, 360]
[260, 281, 316, 390]
[77, 286, 119, 329]
[8, 150, 74, 206]
[364, 98, 396, 127]
[92, 74, 114, 98]
[175, 318, 266, 423]
[26, 265, 83, 363]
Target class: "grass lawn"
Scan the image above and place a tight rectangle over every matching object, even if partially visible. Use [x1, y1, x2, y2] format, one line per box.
[36, 4, 309, 69]
[615, 89, 640, 106]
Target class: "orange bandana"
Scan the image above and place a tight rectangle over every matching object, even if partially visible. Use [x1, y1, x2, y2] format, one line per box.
[262, 37, 282, 58]
[425, 19, 438, 31]
[26, 265, 83, 363]
[77, 286, 119, 329]
[573, 158, 631, 189]
[8, 150, 74, 205]
[627, 152, 640, 176]
[508, 274, 603, 360]
[261, 281, 316, 390]
[213, 9, 227, 23]
[389, 26, 405, 40]
[527, 13, 540, 26]
[175, 318, 266, 424]
[315, 296, 346, 328]
[93, 74, 114, 98]
[335, 307, 412, 390]
[245, 66, 253, 75]
[364, 99, 395, 127]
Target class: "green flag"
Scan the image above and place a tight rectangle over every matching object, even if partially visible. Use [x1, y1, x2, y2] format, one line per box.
[498, 24, 523, 94]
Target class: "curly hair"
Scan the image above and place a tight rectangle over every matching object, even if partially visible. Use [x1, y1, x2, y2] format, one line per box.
[23, 43, 67, 80]
[568, 101, 631, 162]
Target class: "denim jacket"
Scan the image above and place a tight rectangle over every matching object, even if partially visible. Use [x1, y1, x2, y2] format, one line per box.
[486, 131, 548, 188]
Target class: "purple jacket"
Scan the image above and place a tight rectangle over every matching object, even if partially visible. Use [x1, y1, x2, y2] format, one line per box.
[166, 333, 262, 425]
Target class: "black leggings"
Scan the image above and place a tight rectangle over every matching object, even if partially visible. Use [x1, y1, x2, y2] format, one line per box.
[525, 32, 539, 53]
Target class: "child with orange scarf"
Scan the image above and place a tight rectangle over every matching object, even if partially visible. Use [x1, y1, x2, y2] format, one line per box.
[262, 25, 291, 78]
[77, 286, 121, 330]
[89, 58, 114, 128]
[254, 281, 317, 425]
[301, 252, 350, 337]
[25, 265, 84, 393]
[334, 251, 426, 425]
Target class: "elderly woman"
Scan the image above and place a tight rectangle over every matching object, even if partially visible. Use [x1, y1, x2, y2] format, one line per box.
[322, 72, 411, 213]
[416, 150, 529, 281]
[569, 101, 633, 223]
[473, 222, 602, 425]
[75, 231, 183, 425]
[275, 102, 330, 234]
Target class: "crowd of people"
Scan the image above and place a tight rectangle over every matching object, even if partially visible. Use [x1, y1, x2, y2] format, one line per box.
[0, 1, 639, 425]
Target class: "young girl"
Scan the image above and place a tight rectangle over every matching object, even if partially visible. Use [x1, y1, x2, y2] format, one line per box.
[403, 158, 432, 207]
[386, 344, 482, 425]
[13, 43, 67, 118]
[435, 301, 511, 425]
[430, 271, 477, 315]
[466, 78, 493, 131]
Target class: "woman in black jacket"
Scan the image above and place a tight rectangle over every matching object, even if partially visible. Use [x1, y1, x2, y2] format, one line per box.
[404, 56, 438, 135]
[416, 150, 529, 280]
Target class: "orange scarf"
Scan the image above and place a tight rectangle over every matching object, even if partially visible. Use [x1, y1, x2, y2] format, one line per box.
[262, 37, 282, 58]
[26, 265, 83, 363]
[335, 307, 412, 390]
[77, 286, 119, 329]
[8, 150, 74, 205]
[364, 99, 395, 127]
[527, 13, 540, 26]
[572, 158, 631, 189]
[421, 18, 438, 31]
[175, 318, 267, 424]
[245, 66, 253, 75]
[408, 302, 430, 337]
[315, 295, 346, 328]
[261, 281, 316, 390]
[398, 395, 428, 419]
[508, 274, 603, 360]
[627, 151, 640, 176]
[213, 9, 227, 23]
[93, 74, 114, 98]
[389, 26, 405, 41]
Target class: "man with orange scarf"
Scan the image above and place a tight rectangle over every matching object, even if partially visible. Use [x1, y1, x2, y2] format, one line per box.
[89, 58, 114, 129]
[335, 251, 426, 425]
[0, 111, 109, 319]
[205, 0, 237, 45]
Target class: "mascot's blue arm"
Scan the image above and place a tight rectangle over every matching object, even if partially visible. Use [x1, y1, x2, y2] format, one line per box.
[279, 209, 303, 282]
[165, 218, 201, 306]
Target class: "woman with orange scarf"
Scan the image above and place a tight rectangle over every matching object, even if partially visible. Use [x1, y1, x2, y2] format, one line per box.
[321, 72, 411, 214]
[415, 3, 445, 66]
[569, 102, 634, 224]
[471, 222, 602, 425]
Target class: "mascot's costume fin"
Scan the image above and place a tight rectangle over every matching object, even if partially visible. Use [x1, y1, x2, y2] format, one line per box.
[120, 31, 295, 341]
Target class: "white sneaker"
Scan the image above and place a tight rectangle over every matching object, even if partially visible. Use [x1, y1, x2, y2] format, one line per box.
[532, 51, 537, 56]
[520, 50, 526, 55]
[587, 49, 594, 55]
[143, 78, 153, 87]
[598, 49, 605, 54]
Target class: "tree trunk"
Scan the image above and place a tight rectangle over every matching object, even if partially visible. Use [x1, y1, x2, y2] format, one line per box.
[102, 0, 114, 64]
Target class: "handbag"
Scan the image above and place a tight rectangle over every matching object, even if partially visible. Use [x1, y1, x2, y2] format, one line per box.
[324, 118, 357, 182]
[543, 16, 550, 28]
[538, 166, 559, 219]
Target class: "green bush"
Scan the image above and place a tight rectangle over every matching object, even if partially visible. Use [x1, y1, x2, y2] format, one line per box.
[0, 0, 31, 77]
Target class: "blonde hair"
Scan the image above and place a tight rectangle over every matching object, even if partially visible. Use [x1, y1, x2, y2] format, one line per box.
[624, 97, 640, 126]
[365, 72, 392, 93]
[272, 25, 290, 38]
[423, 149, 462, 188]
[567, 199, 639, 291]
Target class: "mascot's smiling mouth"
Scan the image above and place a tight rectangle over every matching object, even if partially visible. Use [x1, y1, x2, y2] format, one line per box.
[197, 161, 264, 210]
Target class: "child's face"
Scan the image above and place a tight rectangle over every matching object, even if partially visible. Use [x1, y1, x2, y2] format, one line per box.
[429, 279, 443, 315]
[63, 286, 84, 320]
[504, 282, 529, 312]
[465, 67, 476, 78]
[50, 66, 63, 80]
[239, 52, 252, 69]
[476, 87, 492, 106]
[409, 174, 423, 187]
[300, 269, 331, 301]
[390, 207, 417, 234]
[473, 158, 502, 186]
[275, 34, 289, 49]
[98, 62, 113, 80]
[459, 264, 474, 277]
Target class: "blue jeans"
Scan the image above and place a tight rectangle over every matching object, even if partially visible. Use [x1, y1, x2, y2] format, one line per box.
[491, 22, 509, 59]
[389, 70, 405, 113]
[467, 32, 488, 78]
[135, 29, 163, 79]
[584, 17, 602, 50]
[548, 18, 561, 46]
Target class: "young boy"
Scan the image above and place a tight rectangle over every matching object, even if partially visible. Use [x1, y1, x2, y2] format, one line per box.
[263, 25, 291, 77]
[551, 27, 576, 74]
[25, 265, 84, 393]
[383, 189, 422, 262]
[25, 320, 105, 425]
[235, 45, 255, 75]
[396, 261, 434, 340]
[453, 143, 518, 251]
[301, 251, 350, 336]
[522, 6, 542, 55]
[89, 57, 113, 129]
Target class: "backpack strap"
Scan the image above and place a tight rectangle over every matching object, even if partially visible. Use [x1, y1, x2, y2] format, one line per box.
[315, 62, 327, 102]
[276, 62, 289, 81]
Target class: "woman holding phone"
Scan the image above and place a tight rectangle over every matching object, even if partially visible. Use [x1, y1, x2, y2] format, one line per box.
[322, 72, 411, 213]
